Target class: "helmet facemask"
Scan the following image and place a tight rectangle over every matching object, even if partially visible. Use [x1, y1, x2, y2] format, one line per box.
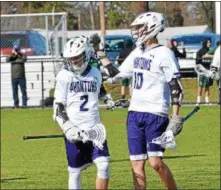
[68, 51, 87, 75]
[63, 37, 92, 75]
[131, 24, 155, 45]
[130, 12, 166, 46]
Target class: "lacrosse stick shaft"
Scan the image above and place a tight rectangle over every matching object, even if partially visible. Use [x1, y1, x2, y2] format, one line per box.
[183, 106, 200, 122]
[23, 134, 64, 140]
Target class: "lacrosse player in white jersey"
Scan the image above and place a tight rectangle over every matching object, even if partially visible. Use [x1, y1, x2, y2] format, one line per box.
[102, 12, 185, 189]
[53, 37, 110, 190]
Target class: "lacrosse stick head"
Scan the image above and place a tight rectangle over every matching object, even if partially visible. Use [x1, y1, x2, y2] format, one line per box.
[114, 99, 130, 108]
[151, 130, 176, 150]
[195, 64, 212, 78]
[80, 123, 106, 150]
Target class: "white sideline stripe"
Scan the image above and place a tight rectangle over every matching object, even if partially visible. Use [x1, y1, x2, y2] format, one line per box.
[99, 103, 219, 108]
[0, 103, 219, 109]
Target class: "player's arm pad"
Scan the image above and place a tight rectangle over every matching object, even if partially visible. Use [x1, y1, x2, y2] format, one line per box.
[54, 102, 81, 141]
[103, 63, 120, 78]
[54, 103, 69, 125]
[168, 78, 183, 105]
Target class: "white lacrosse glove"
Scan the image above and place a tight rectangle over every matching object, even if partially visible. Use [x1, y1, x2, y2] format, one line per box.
[79, 123, 106, 150]
[166, 115, 184, 136]
[103, 94, 115, 110]
[106, 99, 115, 110]
[62, 120, 82, 143]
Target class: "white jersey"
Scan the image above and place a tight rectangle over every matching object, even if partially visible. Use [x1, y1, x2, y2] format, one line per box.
[211, 46, 220, 69]
[119, 45, 180, 115]
[54, 66, 102, 130]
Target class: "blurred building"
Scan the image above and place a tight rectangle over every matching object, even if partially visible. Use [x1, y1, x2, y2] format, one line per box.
[35, 24, 212, 47]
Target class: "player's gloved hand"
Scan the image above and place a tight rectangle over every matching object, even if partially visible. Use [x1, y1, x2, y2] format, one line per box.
[166, 115, 184, 136]
[62, 120, 82, 143]
[104, 94, 115, 110]
[104, 77, 115, 84]
[89, 33, 104, 52]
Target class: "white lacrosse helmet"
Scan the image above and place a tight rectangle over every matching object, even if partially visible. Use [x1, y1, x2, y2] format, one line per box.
[63, 36, 92, 75]
[130, 12, 166, 46]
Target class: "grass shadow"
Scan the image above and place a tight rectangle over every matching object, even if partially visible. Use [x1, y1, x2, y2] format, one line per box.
[1, 177, 27, 182]
[110, 154, 206, 163]
[164, 154, 206, 159]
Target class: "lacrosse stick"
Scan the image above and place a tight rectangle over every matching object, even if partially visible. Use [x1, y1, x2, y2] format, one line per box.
[114, 99, 130, 108]
[80, 123, 106, 150]
[151, 106, 200, 149]
[23, 123, 106, 150]
[195, 64, 220, 80]
[23, 134, 64, 140]
[106, 99, 130, 110]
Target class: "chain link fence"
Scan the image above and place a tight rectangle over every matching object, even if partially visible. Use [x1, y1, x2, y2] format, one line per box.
[1, 12, 67, 58]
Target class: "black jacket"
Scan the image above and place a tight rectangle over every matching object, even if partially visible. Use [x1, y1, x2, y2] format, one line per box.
[170, 41, 186, 58]
[196, 39, 211, 69]
[6, 52, 27, 79]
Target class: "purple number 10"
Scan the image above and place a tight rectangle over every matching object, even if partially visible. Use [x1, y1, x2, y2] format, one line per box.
[134, 72, 143, 89]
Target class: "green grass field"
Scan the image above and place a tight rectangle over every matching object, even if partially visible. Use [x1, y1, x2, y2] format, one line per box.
[1, 106, 220, 189]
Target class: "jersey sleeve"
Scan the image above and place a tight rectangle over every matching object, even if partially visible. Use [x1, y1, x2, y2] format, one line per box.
[211, 46, 220, 68]
[160, 48, 181, 82]
[54, 70, 69, 105]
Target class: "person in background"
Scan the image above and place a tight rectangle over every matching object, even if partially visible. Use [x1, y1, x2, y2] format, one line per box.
[170, 39, 186, 59]
[203, 41, 220, 59]
[203, 41, 221, 101]
[195, 39, 212, 105]
[6, 45, 28, 109]
[117, 39, 134, 100]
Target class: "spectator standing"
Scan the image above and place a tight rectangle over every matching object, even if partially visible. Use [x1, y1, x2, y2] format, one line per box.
[203, 41, 220, 59]
[203, 41, 220, 90]
[170, 39, 186, 59]
[196, 39, 212, 105]
[117, 39, 134, 100]
[6, 45, 27, 108]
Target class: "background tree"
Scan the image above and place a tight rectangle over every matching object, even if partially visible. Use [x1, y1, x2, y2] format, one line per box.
[151, 2, 184, 27]
[1, 1, 216, 31]
[189, 2, 215, 32]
